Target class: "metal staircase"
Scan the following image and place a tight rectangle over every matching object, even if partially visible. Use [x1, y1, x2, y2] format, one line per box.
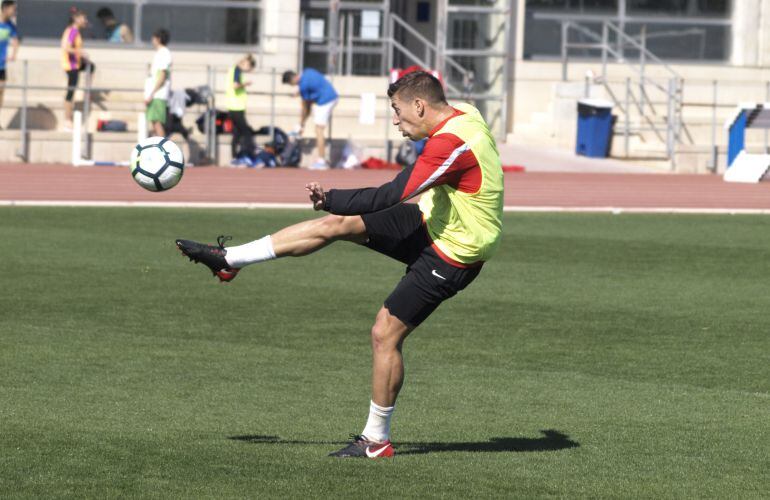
[561, 20, 688, 167]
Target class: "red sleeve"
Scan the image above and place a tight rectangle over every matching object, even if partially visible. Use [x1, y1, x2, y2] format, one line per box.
[323, 133, 481, 216]
[400, 133, 480, 200]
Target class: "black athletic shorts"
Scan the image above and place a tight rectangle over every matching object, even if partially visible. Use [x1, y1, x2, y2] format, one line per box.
[0, 69, 6, 81]
[361, 203, 482, 328]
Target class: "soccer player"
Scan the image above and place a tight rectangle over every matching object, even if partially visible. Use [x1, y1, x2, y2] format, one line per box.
[176, 72, 503, 458]
[61, 8, 93, 131]
[282, 68, 338, 169]
[144, 29, 171, 138]
[227, 54, 256, 164]
[0, 0, 19, 118]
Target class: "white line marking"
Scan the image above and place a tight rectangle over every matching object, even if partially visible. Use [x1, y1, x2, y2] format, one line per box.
[410, 142, 470, 198]
[2, 200, 770, 215]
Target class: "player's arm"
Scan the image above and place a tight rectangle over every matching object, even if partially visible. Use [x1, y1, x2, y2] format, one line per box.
[232, 67, 246, 90]
[60, 31, 73, 54]
[120, 25, 134, 43]
[315, 134, 474, 215]
[9, 32, 19, 62]
[299, 99, 312, 129]
[149, 69, 168, 96]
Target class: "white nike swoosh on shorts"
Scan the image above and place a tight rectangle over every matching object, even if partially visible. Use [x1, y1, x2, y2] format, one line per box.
[431, 269, 446, 280]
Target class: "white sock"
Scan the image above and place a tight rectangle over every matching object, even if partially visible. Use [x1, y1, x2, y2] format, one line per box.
[361, 400, 395, 443]
[224, 235, 276, 268]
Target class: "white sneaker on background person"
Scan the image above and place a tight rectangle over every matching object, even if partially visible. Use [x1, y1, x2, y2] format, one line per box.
[309, 158, 330, 170]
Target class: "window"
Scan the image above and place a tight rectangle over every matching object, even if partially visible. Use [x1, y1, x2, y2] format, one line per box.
[141, 5, 260, 45]
[628, 0, 729, 16]
[416, 2, 431, 23]
[18, 1, 135, 40]
[526, 0, 618, 11]
[16, 0, 262, 47]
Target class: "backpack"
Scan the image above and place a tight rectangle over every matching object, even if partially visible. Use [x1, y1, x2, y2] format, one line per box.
[279, 133, 302, 167]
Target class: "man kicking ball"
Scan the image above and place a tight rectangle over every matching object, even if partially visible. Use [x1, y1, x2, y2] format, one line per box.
[176, 72, 503, 458]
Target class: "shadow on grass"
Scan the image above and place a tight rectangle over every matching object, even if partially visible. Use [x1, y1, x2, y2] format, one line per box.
[228, 429, 579, 455]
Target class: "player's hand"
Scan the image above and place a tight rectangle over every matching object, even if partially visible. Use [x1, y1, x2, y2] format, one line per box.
[7, 55, 14, 62]
[244, 81, 252, 87]
[294, 123, 304, 136]
[305, 182, 326, 211]
[144, 97, 151, 106]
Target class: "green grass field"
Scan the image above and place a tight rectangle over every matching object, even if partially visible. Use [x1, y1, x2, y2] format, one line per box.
[1, 207, 769, 498]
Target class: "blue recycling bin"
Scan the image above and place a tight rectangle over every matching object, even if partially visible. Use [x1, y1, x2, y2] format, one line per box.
[575, 99, 614, 158]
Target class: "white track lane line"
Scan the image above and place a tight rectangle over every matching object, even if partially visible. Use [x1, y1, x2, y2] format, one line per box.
[2, 200, 770, 214]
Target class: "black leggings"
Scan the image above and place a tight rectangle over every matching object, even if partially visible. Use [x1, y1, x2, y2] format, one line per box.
[65, 60, 96, 102]
[229, 110, 254, 157]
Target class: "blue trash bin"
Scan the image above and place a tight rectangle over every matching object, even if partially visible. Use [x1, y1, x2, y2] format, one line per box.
[575, 98, 614, 158]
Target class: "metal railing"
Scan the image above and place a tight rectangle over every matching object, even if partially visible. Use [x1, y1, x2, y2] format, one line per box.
[2, 61, 407, 165]
[562, 19, 685, 168]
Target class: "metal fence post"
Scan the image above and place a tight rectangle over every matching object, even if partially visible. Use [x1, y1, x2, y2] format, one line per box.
[384, 97, 391, 163]
[18, 60, 28, 162]
[711, 79, 718, 172]
[765, 82, 770, 154]
[601, 21, 608, 82]
[83, 63, 93, 160]
[270, 67, 276, 139]
[346, 13, 354, 76]
[666, 78, 676, 169]
[211, 65, 218, 165]
[639, 24, 647, 115]
[561, 20, 569, 82]
[386, 15, 393, 73]
[299, 13, 305, 71]
[625, 77, 630, 157]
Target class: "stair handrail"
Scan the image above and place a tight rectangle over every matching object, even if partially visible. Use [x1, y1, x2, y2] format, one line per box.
[389, 13, 473, 95]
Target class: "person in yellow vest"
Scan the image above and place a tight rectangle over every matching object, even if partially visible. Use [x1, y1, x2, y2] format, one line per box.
[226, 54, 256, 163]
[176, 72, 504, 458]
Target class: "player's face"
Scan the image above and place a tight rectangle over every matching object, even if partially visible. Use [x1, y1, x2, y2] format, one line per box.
[390, 95, 428, 141]
[2, 5, 16, 18]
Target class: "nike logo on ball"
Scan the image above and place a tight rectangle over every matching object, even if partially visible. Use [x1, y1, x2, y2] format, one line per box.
[431, 269, 446, 280]
[365, 445, 389, 458]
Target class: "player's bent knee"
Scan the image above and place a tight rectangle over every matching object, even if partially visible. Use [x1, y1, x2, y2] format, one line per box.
[370, 308, 408, 352]
[319, 214, 365, 241]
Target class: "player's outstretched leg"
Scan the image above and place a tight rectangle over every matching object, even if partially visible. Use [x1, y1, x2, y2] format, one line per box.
[176, 215, 367, 282]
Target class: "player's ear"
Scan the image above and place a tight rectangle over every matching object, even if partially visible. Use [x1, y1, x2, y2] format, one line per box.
[415, 98, 425, 117]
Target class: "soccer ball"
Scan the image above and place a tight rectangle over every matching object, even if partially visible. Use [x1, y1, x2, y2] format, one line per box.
[130, 136, 184, 192]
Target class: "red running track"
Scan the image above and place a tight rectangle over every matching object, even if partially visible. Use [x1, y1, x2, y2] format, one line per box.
[2, 163, 770, 212]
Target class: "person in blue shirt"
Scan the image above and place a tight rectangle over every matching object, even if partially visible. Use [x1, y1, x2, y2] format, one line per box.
[96, 7, 133, 43]
[283, 68, 338, 169]
[0, 0, 19, 117]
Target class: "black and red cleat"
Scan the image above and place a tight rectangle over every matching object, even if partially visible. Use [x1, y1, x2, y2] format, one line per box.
[328, 435, 395, 458]
[176, 235, 241, 283]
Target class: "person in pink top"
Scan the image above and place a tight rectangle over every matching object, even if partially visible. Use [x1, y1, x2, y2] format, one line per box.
[60, 8, 94, 130]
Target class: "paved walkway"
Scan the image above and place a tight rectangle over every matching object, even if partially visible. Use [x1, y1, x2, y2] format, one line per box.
[497, 144, 664, 174]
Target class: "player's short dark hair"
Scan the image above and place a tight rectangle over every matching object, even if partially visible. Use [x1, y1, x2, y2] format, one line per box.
[153, 28, 170, 46]
[1, 0, 16, 10]
[96, 7, 114, 20]
[282, 70, 297, 85]
[387, 71, 447, 106]
[243, 54, 256, 68]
